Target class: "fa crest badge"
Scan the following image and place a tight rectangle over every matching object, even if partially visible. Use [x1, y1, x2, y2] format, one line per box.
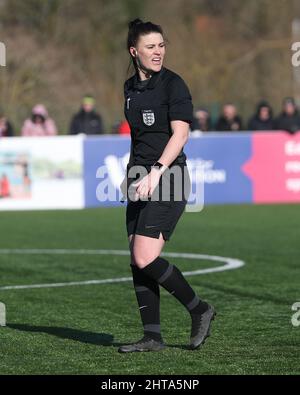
[142, 109, 155, 126]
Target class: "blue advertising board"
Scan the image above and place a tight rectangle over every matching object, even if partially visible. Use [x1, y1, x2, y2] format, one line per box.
[185, 133, 252, 204]
[83, 133, 253, 208]
[84, 136, 131, 207]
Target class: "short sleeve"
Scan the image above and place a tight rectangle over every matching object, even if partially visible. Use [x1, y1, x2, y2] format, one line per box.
[167, 76, 193, 124]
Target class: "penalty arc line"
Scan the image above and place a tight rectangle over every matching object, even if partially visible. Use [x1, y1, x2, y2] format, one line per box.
[0, 249, 245, 291]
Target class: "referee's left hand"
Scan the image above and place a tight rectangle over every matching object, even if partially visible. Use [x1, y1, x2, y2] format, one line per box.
[132, 168, 161, 200]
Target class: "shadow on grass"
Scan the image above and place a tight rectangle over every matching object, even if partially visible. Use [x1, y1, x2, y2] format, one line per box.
[7, 323, 190, 350]
[8, 323, 115, 346]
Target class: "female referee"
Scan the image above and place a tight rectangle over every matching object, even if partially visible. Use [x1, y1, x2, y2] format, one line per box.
[119, 19, 215, 353]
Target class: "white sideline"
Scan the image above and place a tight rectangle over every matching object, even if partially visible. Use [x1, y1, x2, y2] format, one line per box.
[0, 249, 245, 291]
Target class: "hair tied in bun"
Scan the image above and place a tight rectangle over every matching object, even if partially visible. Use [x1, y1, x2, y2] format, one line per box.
[128, 18, 143, 29]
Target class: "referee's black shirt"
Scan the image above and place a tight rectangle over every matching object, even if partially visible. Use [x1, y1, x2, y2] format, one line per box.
[124, 67, 193, 167]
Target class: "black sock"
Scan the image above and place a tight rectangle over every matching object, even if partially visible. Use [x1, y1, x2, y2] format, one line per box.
[141, 257, 209, 315]
[130, 264, 162, 342]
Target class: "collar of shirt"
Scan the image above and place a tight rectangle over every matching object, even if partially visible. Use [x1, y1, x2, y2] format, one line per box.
[129, 67, 166, 91]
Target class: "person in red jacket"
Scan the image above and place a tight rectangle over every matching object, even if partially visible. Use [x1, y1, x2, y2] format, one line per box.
[118, 120, 131, 135]
[0, 174, 10, 198]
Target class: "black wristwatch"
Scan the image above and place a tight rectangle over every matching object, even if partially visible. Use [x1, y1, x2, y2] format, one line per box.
[151, 161, 168, 174]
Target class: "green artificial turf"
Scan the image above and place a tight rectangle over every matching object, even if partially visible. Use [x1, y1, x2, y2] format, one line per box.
[0, 204, 299, 374]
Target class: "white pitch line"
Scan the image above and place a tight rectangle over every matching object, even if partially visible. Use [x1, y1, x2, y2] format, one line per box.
[0, 249, 245, 291]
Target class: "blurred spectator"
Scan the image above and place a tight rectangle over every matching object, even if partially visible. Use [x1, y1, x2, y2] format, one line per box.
[0, 174, 10, 198]
[248, 100, 274, 131]
[0, 109, 14, 137]
[274, 97, 300, 134]
[21, 104, 57, 136]
[191, 108, 211, 133]
[216, 104, 243, 131]
[69, 95, 104, 135]
[117, 120, 131, 135]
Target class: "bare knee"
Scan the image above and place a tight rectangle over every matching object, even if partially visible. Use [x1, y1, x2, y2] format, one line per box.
[133, 255, 152, 268]
[132, 233, 165, 268]
[132, 247, 158, 269]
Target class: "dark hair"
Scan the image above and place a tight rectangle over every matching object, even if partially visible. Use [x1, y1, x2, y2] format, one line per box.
[127, 18, 164, 74]
[31, 114, 45, 123]
[256, 100, 273, 117]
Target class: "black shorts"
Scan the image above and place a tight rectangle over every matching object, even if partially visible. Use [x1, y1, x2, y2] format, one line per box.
[125, 164, 191, 241]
